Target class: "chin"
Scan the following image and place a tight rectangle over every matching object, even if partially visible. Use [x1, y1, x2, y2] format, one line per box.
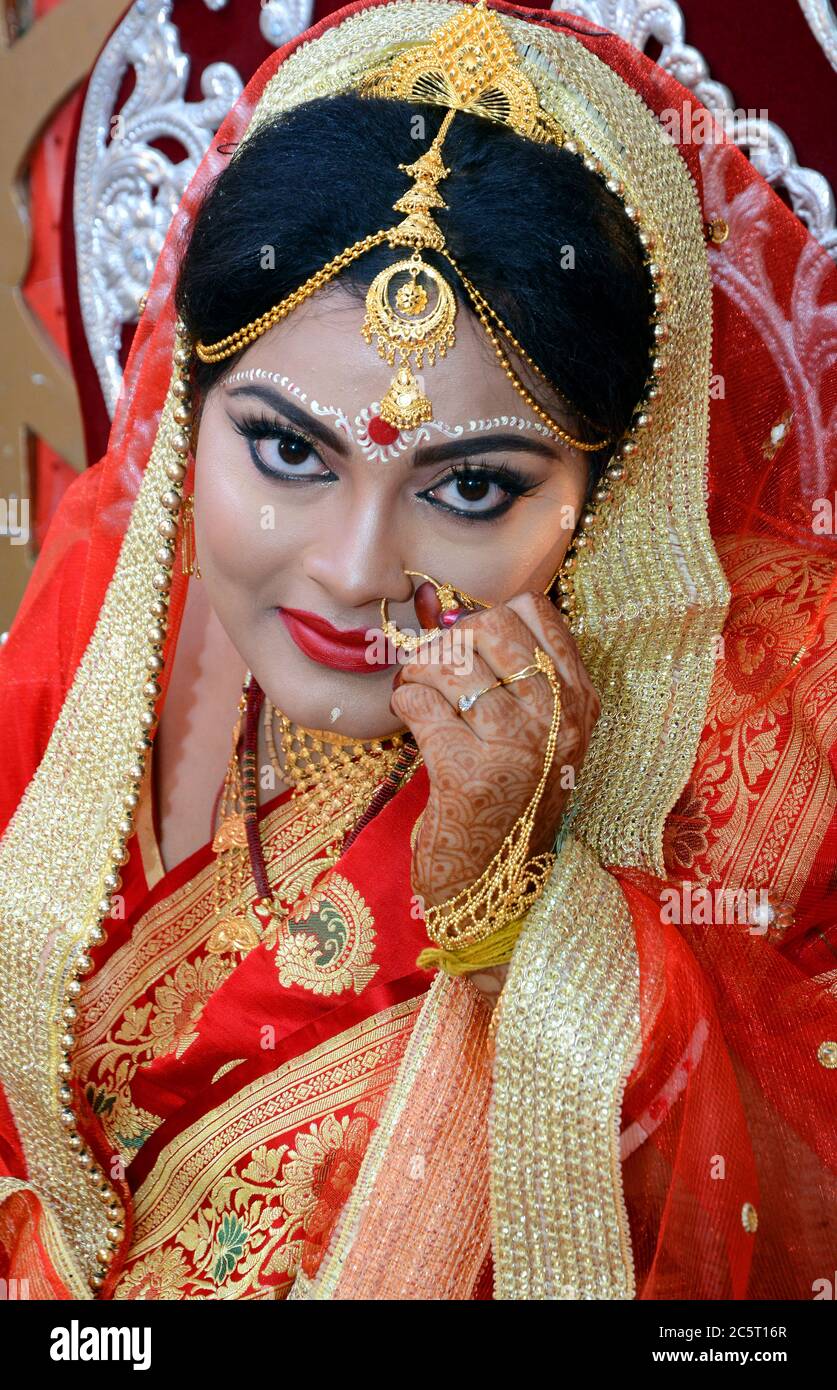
[254, 645, 402, 740]
[240, 603, 402, 738]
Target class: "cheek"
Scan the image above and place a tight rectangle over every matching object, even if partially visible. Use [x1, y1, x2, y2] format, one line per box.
[483, 471, 590, 597]
[193, 435, 291, 595]
[551, 476, 588, 552]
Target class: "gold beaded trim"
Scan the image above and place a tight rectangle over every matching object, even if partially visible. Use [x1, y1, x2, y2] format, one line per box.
[549, 153, 664, 623]
[64, 323, 194, 1294]
[0, 322, 193, 1295]
[490, 833, 641, 1298]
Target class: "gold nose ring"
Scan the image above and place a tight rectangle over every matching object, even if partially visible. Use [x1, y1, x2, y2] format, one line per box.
[380, 571, 490, 653]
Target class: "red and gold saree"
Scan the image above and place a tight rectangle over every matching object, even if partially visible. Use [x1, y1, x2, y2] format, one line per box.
[74, 756, 442, 1299]
[0, 0, 835, 1301]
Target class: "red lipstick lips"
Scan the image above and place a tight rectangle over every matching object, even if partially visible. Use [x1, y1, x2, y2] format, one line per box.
[278, 607, 395, 674]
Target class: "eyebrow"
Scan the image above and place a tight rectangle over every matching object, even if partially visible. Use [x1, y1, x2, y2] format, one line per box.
[224, 382, 562, 464]
[225, 383, 351, 456]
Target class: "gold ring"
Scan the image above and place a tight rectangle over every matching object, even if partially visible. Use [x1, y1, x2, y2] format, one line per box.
[457, 659, 543, 714]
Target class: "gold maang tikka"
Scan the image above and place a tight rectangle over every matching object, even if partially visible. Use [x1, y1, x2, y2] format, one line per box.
[195, 1, 611, 452]
[360, 110, 457, 430]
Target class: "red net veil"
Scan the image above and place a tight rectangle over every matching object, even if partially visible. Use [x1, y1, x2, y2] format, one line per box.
[0, 1, 834, 1300]
[577, 22, 837, 1299]
[615, 123, 837, 1295]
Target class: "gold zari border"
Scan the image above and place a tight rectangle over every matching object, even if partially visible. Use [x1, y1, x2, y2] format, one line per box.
[0, 361, 187, 1291]
[119, 995, 423, 1278]
[491, 833, 641, 1298]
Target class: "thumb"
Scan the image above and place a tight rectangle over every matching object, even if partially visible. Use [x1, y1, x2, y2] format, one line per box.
[413, 580, 442, 631]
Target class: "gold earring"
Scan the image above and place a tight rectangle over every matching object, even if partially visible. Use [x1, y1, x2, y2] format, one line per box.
[180, 493, 201, 578]
[545, 563, 562, 596]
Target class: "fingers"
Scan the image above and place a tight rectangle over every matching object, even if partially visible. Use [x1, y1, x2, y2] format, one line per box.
[505, 592, 600, 718]
[390, 678, 481, 781]
[413, 581, 442, 632]
[499, 592, 601, 748]
[408, 601, 556, 732]
[394, 646, 520, 743]
[392, 589, 599, 755]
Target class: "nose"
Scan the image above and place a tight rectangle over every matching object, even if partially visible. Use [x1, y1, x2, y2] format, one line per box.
[300, 488, 414, 614]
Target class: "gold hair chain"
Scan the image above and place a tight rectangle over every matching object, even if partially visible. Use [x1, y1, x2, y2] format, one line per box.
[196, 1, 610, 452]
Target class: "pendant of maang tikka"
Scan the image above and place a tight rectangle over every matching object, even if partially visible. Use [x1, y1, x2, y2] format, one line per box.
[362, 112, 458, 431]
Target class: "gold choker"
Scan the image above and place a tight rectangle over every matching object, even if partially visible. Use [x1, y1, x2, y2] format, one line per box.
[264, 701, 407, 823]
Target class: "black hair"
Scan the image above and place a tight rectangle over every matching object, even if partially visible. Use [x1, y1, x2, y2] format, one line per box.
[176, 93, 652, 473]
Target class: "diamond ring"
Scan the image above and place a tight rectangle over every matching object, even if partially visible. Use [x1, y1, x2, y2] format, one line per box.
[457, 660, 542, 714]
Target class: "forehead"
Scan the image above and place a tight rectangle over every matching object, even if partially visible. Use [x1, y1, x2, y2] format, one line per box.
[220, 282, 542, 428]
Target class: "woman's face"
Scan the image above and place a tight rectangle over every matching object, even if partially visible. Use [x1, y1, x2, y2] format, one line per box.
[193, 283, 589, 738]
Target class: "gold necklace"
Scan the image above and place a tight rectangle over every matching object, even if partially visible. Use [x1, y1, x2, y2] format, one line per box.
[264, 700, 406, 824]
[208, 687, 409, 957]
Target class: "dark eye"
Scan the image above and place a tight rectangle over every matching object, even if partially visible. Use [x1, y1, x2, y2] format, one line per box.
[231, 413, 331, 481]
[421, 462, 539, 519]
[429, 472, 506, 513]
[256, 429, 326, 476]
[275, 433, 313, 467]
[454, 475, 491, 504]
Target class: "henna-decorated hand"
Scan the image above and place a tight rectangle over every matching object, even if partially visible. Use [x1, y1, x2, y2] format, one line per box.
[391, 584, 601, 1003]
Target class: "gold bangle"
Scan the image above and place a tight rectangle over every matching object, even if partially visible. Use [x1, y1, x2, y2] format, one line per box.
[423, 647, 561, 953]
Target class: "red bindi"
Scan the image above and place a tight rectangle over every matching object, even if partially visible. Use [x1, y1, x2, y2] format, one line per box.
[368, 415, 400, 446]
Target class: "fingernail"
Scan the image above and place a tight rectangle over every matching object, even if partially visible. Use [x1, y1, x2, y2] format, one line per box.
[440, 607, 466, 628]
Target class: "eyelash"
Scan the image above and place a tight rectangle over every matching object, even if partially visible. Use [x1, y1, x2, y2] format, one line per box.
[231, 412, 332, 481]
[417, 461, 541, 521]
[230, 411, 542, 522]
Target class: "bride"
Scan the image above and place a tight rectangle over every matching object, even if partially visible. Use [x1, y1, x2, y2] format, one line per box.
[0, 0, 834, 1301]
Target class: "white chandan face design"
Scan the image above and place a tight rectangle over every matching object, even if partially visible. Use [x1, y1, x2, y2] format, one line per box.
[193, 284, 591, 740]
[219, 366, 568, 464]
